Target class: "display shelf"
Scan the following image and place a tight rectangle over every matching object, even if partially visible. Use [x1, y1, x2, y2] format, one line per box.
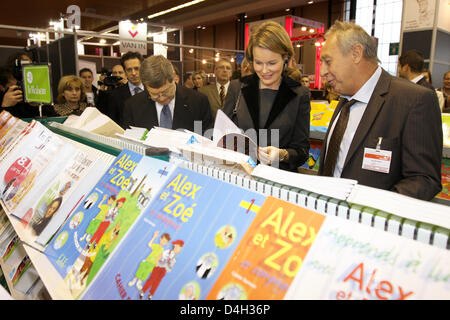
[0, 201, 72, 300]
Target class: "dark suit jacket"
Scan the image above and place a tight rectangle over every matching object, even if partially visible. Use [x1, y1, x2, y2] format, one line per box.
[121, 84, 213, 133]
[318, 69, 442, 201]
[223, 73, 310, 171]
[198, 82, 240, 119]
[416, 76, 434, 90]
[107, 84, 132, 126]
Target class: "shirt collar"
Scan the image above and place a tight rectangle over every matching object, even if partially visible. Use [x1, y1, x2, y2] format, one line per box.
[128, 81, 144, 93]
[216, 81, 230, 92]
[342, 66, 382, 104]
[411, 74, 424, 84]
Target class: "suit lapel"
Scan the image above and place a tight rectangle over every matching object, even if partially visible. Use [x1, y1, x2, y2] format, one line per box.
[343, 70, 390, 169]
[144, 92, 159, 128]
[172, 85, 188, 129]
[241, 75, 260, 130]
[211, 85, 221, 107]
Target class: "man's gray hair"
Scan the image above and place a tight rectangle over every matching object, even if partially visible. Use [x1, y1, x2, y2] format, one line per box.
[325, 21, 380, 64]
[140, 55, 174, 88]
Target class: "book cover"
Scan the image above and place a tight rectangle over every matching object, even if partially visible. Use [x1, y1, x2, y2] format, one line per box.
[0, 116, 18, 141]
[206, 196, 326, 300]
[44, 149, 175, 298]
[0, 110, 12, 129]
[300, 140, 322, 171]
[2, 127, 76, 218]
[435, 158, 450, 201]
[283, 216, 450, 300]
[80, 166, 267, 300]
[34, 159, 110, 247]
[0, 119, 28, 158]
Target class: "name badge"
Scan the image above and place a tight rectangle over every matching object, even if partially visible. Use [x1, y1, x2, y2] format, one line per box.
[362, 147, 392, 173]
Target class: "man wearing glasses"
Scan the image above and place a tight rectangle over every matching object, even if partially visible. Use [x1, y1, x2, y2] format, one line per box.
[121, 55, 213, 133]
[199, 58, 236, 119]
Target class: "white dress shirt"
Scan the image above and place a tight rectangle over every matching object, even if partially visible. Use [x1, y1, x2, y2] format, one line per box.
[128, 82, 144, 96]
[410, 74, 424, 84]
[326, 66, 382, 177]
[216, 81, 230, 96]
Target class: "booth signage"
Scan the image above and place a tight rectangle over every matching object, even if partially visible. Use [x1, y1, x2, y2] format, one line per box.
[22, 64, 52, 104]
[119, 21, 148, 55]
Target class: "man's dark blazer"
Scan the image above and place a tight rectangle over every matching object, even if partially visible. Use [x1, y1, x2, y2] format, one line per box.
[318, 69, 443, 201]
[121, 84, 213, 133]
[416, 76, 434, 90]
[107, 84, 132, 126]
[198, 81, 240, 119]
[223, 73, 310, 172]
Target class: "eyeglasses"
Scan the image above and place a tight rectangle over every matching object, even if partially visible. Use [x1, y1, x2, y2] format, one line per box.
[148, 82, 175, 99]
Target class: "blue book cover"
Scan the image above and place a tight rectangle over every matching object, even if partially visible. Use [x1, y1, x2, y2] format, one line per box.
[44, 149, 175, 298]
[80, 166, 266, 300]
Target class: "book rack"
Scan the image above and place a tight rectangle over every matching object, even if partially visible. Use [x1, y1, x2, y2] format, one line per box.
[0, 122, 448, 300]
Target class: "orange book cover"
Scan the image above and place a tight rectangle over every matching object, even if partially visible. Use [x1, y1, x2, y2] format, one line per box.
[206, 196, 326, 300]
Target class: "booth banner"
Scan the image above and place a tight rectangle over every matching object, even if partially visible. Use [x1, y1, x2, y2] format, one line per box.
[22, 64, 52, 104]
[119, 21, 147, 56]
[403, 0, 436, 31]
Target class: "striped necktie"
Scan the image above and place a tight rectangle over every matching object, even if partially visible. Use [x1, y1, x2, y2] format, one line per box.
[322, 98, 357, 176]
[160, 104, 172, 129]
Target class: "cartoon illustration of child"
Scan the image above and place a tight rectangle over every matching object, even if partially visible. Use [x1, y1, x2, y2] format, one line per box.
[196, 253, 218, 279]
[77, 223, 121, 286]
[128, 231, 171, 290]
[79, 194, 115, 243]
[214, 225, 236, 249]
[88, 197, 125, 247]
[139, 239, 184, 300]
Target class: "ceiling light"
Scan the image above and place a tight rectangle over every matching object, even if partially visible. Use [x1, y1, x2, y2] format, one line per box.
[301, 26, 307, 31]
[202, 59, 207, 64]
[314, 41, 321, 46]
[309, 28, 315, 33]
[296, 44, 301, 48]
[230, 57, 235, 62]
[99, 39, 106, 44]
[308, 1, 314, 4]
[215, 57, 219, 62]
[285, 8, 290, 12]
[189, 48, 194, 54]
[148, 0, 205, 19]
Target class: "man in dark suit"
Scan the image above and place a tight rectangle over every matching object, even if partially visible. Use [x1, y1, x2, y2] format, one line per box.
[318, 21, 442, 201]
[398, 50, 435, 90]
[122, 55, 213, 133]
[107, 52, 144, 126]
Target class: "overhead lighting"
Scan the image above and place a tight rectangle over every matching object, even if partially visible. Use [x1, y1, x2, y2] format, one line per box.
[308, 1, 314, 4]
[202, 59, 207, 64]
[296, 43, 301, 48]
[99, 39, 106, 44]
[314, 41, 321, 47]
[148, 0, 205, 19]
[230, 57, 235, 62]
[188, 48, 194, 54]
[309, 28, 315, 33]
[215, 57, 219, 62]
[301, 26, 307, 31]
[215, 52, 220, 57]
[285, 8, 290, 12]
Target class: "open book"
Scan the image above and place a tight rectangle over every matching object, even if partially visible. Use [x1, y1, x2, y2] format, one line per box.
[63, 107, 124, 137]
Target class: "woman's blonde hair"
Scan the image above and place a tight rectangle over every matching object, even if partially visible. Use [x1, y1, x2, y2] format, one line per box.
[245, 21, 295, 71]
[57, 75, 85, 103]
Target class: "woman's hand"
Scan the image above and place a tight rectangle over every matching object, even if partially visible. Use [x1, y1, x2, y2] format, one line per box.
[258, 146, 289, 165]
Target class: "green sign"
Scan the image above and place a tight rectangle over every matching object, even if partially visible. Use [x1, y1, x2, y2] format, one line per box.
[389, 42, 399, 56]
[22, 64, 52, 104]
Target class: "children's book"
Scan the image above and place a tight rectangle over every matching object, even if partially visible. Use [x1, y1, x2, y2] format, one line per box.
[283, 216, 450, 300]
[0, 119, 27, 158]
[0, 116, 18, 141]
[44, 149, 176, 298]
[1, 126, 76, 218]
[206, 196, 326, 300]
[80, 166, 267, 300]
[0, 110, 12, 129]
[34, 159, 110, 247]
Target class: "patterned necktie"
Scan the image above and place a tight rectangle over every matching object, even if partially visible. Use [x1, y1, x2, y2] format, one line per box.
[134, 86, 142, 95]
[219, 85, 225, 106]
[322, 98, 357, 176]
[160, 104, 172, 129]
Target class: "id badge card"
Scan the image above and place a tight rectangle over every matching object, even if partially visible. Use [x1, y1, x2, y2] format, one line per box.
[362, 147, 392, 173]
